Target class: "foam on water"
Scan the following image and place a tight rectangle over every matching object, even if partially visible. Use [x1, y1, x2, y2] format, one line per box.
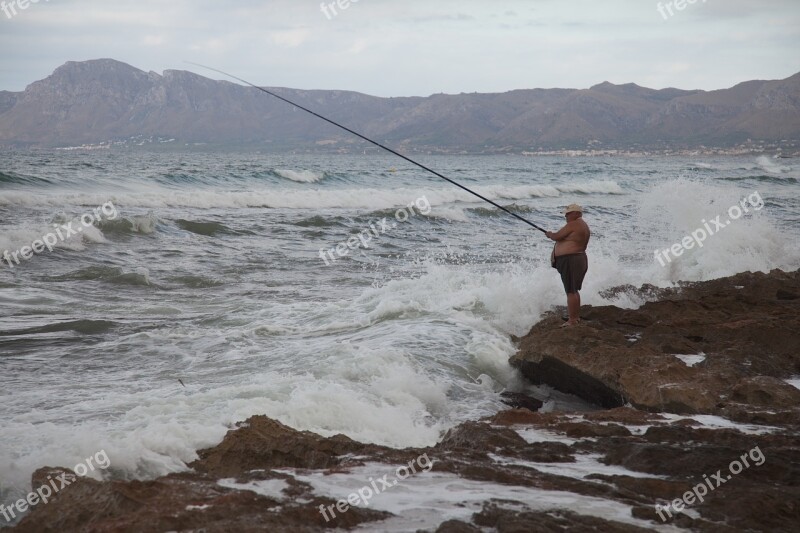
[217, 478, 290, 500]
[0, 212, 111, 257]
[659, 414, 781, 435]
[634, 178, 799, 283]
[0, 180, 623, 209]
[0, 336, 456, 494]
[489, 452, 665, 480]
[756, 155, 792, 175]
[274, 168, 325, 183]
[284, 463, 676, 532]
[1, 153, 798, 518]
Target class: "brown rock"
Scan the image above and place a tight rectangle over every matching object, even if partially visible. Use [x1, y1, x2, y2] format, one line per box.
[191, 415, 379, 477]
[436, 421, 528, 453]
[499, 391, 544, 411]
[731, 376, 800, 408]
[490, 408, 554, 426]
[554, 421, 632, 438]
[473, 503, 650, 532]
[585, 407, 665, 425]
[510, 269, 800, 416]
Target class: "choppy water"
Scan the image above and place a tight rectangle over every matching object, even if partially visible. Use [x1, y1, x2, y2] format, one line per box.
[1, 150, 798, 509]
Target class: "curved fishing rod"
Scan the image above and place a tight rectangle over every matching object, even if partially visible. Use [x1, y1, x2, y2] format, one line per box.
[186, 62, 547, 234]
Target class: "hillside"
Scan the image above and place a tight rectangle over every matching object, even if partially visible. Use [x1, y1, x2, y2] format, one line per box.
[1, 59, 798, 152]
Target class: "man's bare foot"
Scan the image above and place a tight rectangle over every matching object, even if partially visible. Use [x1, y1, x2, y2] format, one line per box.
[560, 319, 580, 328]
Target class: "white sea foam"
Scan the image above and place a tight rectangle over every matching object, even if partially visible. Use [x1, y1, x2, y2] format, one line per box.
[756, 155, 791, 175]
[674, 353, 706, 367]
[489, 452, 665, 480]
[218, 478, 290, 499]
[0, 214, 109, 258]
[285, 463, 673, 531]
[274, 169, 325, 183]
[0, 180, 624, 209]
[514, 427, 579, 446]
[0, 342, 453, 497]
[635, 178, 799, 283]
[659, 414, 781, 435]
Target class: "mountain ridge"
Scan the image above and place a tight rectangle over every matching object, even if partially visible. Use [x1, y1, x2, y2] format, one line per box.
[1, 59, 798, 152]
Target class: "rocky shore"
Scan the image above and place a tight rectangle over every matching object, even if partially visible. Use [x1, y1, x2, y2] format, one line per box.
[9, 269, 800, 532]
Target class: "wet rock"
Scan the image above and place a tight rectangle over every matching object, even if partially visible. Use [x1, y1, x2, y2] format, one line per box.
[584, 406, 665, 425]
[510, 269, 800, 418]
[731, 376, 800, 408]
[491, 408, 555, 426]
[776, 288, 798, 300]
[472, 503, 651, 532]
[436, 421, 529, 453]
[554, 421, 632, 438]
[499, 391, 544, 411]
[191, 415, 381, 477]
[435, 519, 481, 532]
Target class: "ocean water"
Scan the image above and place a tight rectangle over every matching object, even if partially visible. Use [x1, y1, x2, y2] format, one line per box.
[0, 150, 798, 509]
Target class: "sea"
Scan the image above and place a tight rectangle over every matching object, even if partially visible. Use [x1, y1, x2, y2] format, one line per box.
[1, 149, 798, 513]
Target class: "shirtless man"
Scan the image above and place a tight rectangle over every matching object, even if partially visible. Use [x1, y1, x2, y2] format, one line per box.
[545, 204, 591, 327]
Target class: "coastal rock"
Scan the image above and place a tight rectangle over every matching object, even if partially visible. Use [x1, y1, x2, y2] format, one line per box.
[13, 410, 800, 532]
[499, 390, 544, 411]
[510, 269, 800, 418]
[13, 420, 394, 532]
[731, 376, 800, 408]
[190, 415, 382, 477]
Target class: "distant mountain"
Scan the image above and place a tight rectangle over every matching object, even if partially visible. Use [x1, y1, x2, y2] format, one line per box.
[0, 59, 798, 152]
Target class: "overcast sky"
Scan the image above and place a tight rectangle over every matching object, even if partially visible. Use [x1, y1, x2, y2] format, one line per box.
[0, 0, 798, 96]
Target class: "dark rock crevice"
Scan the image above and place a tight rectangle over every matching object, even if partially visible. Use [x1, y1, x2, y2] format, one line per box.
[513, 356, 626, 408]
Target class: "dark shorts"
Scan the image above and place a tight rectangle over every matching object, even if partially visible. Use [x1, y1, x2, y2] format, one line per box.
[555, 252, 588, 293]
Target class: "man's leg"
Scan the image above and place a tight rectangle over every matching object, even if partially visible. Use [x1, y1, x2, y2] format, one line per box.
[566, 291, 580, 324]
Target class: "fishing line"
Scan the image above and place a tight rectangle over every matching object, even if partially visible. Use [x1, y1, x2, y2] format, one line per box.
[186, 62, 548, 234]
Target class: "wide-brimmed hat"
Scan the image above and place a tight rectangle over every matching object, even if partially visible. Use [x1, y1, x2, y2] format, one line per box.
[562, 203, 583, 215]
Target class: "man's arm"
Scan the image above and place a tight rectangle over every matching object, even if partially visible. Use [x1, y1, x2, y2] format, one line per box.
[546, 222, 573, 242]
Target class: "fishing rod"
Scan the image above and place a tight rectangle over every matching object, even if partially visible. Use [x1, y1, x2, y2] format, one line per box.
[186, 62, 548, 234]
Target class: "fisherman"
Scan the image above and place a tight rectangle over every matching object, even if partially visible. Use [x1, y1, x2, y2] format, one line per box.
[546, 204, 590, 327]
